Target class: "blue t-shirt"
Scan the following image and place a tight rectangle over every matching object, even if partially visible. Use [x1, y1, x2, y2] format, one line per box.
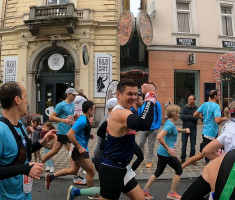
[157, 120, 178, 157]
[0, 121, 31, 200]
[72, 115, 90, 151]
[197, 102, 221, 137]
[54, 100, 75, 135]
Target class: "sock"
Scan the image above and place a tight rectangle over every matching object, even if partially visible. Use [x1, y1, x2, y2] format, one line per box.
[74, 188, 81, 196]
[49, 174, 55, 181]
[80, 187, 100, 196]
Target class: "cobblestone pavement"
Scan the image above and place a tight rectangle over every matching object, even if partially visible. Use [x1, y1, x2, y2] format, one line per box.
[39, 125, 208, 180]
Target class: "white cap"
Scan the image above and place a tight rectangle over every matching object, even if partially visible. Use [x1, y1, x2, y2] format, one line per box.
[106, 98, 117, 109]
[65, 88, 78, 95]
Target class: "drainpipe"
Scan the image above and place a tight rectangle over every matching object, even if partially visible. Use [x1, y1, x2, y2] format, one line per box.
[3, 0, 8, 28]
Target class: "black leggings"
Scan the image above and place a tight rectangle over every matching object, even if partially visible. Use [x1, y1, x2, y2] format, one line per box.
[154, 154, 183, 178]
[132, 142, 144, 171]
[181, 175, 211, 200]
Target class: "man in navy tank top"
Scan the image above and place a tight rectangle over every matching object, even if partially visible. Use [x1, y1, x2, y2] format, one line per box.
[98, 79, 157, 200]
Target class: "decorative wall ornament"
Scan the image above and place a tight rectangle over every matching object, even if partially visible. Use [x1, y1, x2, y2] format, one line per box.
[117, 11, 135, 46]
[214, 53, 235, 96]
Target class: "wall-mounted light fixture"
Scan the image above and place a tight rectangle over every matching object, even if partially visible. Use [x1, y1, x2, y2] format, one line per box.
[82, 46, 89, 65]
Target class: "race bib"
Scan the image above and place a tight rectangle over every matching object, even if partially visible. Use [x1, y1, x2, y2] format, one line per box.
[124, 165, 136, 186]
[69, 144, 75, 157]
[23, 175, 33, 193]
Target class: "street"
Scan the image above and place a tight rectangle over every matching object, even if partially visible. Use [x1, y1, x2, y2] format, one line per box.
[32, 177, 203, 200]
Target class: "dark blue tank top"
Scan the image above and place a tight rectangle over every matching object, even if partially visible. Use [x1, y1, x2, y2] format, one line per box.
[101, 133, 136, 168]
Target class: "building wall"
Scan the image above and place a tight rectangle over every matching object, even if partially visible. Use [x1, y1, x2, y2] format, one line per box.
[0, 0, 121, 123]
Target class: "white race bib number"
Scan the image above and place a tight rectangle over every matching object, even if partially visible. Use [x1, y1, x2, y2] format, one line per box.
[69, 144, 75, 157]
[23, 175, 33, 193]
[124, 165, 136, 186]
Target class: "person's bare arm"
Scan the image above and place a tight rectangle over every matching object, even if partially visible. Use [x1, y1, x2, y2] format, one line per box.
[67, 128, 86, 153]
[49, 111, 72, 124]
[202, 139, 224, 160]
[176, 127, 190, 134]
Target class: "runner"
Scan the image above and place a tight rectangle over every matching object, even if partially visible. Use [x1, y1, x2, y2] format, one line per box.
[98, 79, 157, 200]
[41, 88, 78, 163]
[142, 104, 190, 200]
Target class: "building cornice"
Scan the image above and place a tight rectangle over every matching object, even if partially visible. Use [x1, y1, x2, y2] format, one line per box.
[147, 45, 235, 53]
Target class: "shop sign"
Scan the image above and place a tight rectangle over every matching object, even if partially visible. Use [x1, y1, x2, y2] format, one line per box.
[48, 53, 64, 71]
[4, 56, 18, 83]
[188, 53, 196, 65]
[177, 38, 196, 46]
[222, 41, 235, 48]
[94, 53, 112, 97]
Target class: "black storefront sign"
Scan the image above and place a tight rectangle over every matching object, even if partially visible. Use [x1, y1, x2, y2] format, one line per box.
[222, 41, 235, 48]
[177, 38, 196, 46]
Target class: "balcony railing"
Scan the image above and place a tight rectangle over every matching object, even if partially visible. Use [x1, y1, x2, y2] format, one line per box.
[24, 3, 92, 36]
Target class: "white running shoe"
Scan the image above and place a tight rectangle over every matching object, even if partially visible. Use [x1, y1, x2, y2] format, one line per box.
[45, 166, 51, 172]
[50, 167, 55, 173]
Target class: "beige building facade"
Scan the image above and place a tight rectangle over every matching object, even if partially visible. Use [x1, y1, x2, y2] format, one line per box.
[143, 0, 235, 112]
[0, 0, 121, 122]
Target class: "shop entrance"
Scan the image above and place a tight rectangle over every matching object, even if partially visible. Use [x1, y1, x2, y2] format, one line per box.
[174, 70, 199, 109]
[36, 50, 75, 122]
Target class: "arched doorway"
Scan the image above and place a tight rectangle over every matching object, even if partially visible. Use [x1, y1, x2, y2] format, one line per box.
[214, 53, 235, 108]
[36, 50, 75, 121]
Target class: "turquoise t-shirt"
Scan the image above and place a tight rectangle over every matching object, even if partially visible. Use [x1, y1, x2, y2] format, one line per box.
[197, 102, 221, 137]
[72, 115, 90, 151]
[157, 120, 178, 157]
[54, 100, 75, 135]
[0, 121, 31, 200]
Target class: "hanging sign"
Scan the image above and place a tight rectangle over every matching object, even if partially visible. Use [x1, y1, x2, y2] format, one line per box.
[117, 11, 135, 46]
[94, 53, 112, 97]
[136, 10, 153, 46]
[4, 56, 18, 83]
[48, 53, 64, 71]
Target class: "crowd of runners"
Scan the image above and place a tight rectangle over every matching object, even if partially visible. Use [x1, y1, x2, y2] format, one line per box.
[0, 79, 234, 200]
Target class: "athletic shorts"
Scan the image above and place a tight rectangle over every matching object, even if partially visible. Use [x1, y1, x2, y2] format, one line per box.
[57, 134, 70, 144]
[99, 164, 138, 200]
[71, 147, 89, 161]
[200, 136, 212, 152]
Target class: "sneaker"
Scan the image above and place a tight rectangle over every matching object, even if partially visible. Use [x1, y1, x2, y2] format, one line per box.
[146, 162, 152, 168]
[67, 185, 77, 200]
[45, 173, 52, 190]
[45, 166, 51, 172]
[88, 195, 100, 199]
[167, 191, 181, 200]
[73, 176, 87, 185]
[142, 189, 153, 199]
[50, 167, 55, 173]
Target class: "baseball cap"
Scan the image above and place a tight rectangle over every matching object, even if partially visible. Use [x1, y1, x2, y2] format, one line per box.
[65, 88, 78, 95]
[106, 98, 117, 109]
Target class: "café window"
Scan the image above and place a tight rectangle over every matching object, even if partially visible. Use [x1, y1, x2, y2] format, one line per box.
[47, 0, 69, 5]
[176, 2, 191, 33]
[221, 6, 233, 36]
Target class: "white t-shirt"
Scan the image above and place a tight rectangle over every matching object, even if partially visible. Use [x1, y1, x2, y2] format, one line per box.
[217, 118, 235, 153]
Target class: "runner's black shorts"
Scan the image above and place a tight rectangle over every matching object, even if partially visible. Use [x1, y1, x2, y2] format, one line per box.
[200, 136, 212, 152]
[99, 164, 138, 200]
[71, 147, 89, 161]
[56, 134, 70, 144]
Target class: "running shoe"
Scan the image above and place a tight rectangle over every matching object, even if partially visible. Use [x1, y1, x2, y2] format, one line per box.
[142, 189, 154, 199]
[45, 166, 51, 172]
[73, 176, 87, 185]
[88, 195, 100, 199]
[167, 191, 181, 200]
[67, 185, 77, 200]
[146, 162, 152, 168]
[45, 173, 52, 190]
[50, 167, 55, 173]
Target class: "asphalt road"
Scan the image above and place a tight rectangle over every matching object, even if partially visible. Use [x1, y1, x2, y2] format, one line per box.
[31, 177, 209, 200]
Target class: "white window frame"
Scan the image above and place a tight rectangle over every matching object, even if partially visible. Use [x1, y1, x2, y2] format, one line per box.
[220, 5, 234, 36]
[176, 1, 192, 33]
[47, 0, 69, 5]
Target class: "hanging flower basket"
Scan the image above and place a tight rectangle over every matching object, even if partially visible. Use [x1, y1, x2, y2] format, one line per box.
[214, 53, 235, 96]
